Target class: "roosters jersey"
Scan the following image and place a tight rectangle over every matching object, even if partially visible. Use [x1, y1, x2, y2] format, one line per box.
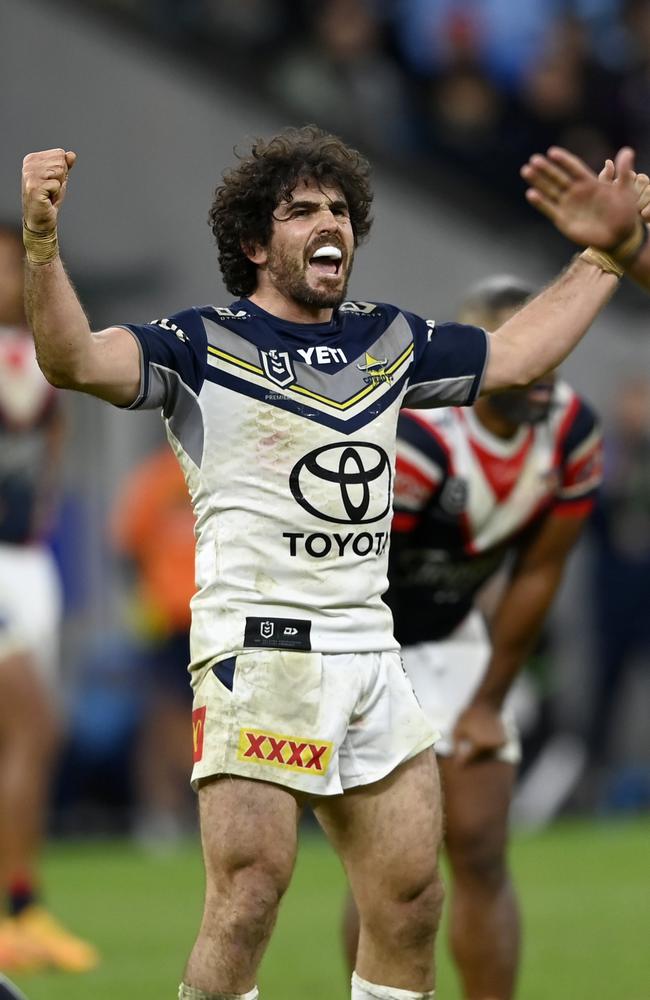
[390, 380, 602, 643]
[0, 327, 59, 544]
[120, 298, 488, 669]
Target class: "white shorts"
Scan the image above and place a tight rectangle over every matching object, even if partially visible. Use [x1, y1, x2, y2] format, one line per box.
[402, 611, 521, 764]
[190, 649, 437, 795]
[0, 543, 63, 683]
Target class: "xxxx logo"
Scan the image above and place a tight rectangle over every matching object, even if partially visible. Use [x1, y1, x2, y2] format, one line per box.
[237, 728, 333, 776]
[192, 706, 207, 763]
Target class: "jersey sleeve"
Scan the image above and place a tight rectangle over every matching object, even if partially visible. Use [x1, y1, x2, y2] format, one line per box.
[117, 308, 207, 413]
[392, 410, 449, 534]
[554, 397, 603, 516]
[403, 313, 489, 408]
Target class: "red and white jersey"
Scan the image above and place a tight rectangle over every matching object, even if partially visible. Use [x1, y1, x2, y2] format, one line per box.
[389, 379, 602, 643]
[0, 326, 59, 543]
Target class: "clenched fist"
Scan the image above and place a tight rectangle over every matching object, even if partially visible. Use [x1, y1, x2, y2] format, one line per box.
[22, 148, 77, 234]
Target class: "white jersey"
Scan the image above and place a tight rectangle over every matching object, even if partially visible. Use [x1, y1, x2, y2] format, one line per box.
[121, 298, 488, 670]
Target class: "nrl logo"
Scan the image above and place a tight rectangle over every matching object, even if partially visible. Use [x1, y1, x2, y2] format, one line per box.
[357, 352, 392, 386]
[260, 348, 296, 388]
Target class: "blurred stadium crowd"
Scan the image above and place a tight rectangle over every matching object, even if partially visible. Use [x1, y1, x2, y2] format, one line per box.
[84, 0, 650, 202]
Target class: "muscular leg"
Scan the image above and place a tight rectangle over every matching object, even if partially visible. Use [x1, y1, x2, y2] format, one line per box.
[317, 749, 444, 993]
[0, 651, 60, 893]
[182, 776, 302, 994]
[439, 755, 519, 1000]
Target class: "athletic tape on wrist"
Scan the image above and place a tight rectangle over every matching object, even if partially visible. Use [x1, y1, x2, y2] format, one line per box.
[578, 247, 624, 278]
[610, 218, 649, 264]
[609, 219, 648, 266]
[22, 222, 59, 265]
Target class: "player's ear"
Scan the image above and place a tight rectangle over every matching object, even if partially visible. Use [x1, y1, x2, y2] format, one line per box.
[242, 242, 267, 266]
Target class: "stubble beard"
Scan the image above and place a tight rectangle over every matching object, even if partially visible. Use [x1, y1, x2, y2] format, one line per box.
[266, 244, 352, 310]
[488, 391, 553, 425]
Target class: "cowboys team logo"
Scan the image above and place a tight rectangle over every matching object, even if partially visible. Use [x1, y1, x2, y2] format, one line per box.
[192, 706, 207, 763]
[260, 348, 296, 388]
[356, 352, 392, 386]
[290, 442, 391, 524]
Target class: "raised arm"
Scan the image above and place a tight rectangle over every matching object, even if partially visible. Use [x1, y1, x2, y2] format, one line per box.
[520, 145, 650, 295]
[22, 149, 141, 405]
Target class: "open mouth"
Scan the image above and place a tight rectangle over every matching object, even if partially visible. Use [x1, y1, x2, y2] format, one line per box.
[308, 244, 342, 277]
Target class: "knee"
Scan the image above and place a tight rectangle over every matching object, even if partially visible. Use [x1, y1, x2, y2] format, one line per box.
[447, 827, 508, 891]
[366, 869, 445, 954]
[204, 855, 292, 945]
[393, 872, 445, 953]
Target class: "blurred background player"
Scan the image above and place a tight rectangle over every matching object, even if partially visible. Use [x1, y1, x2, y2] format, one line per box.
[0, 222, 98, 973]
[110, 441, 196, 844]
[343, 275, 603, 1000]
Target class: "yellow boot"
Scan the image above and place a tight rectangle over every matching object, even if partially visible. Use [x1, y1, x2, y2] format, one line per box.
[11, 906, 100, 973]
[0, 918, 47, 973]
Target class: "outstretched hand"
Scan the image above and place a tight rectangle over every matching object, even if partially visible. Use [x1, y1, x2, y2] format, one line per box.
[521, 146, 640, 250]
[22, 148, 77, 233]
[598, 157, 650, 219]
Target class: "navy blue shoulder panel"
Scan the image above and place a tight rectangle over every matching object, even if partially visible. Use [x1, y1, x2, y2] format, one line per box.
[405, 315, 488, 408]
[121, 307, 208, 409]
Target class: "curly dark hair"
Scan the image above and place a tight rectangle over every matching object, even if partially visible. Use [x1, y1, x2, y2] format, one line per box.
[208, 125, 374, 297]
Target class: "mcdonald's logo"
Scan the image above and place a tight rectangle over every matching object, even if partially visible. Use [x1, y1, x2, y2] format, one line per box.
[192, 706, 207, 763]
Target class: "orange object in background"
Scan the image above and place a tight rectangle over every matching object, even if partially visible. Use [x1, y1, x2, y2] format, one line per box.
[111, 446, 196, 635]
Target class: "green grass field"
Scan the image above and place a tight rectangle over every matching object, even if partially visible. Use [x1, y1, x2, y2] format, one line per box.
[10, 817, 649, 1000]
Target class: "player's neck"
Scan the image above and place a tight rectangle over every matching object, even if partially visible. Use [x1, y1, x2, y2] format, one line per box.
[473, 398, 519, 440]
[248, 287, 334, 325]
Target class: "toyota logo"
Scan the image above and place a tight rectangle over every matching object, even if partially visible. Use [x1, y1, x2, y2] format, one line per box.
[290, 443, 392, 524]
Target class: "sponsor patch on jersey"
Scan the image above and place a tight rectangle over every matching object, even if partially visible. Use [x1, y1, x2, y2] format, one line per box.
[152, 317, 187, 342]
[283, 530, 389, 558]
[237, 728, 333, 775]
[338, 301, 378, 315]
[244, 616, 312, 651]
[192, 706, 207, 763]
[213, 307, 248, 320]
[290, 442, 391, 524]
